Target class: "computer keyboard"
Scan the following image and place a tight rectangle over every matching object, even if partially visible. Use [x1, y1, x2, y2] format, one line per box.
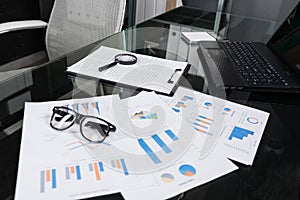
[221, 42, 289, 87]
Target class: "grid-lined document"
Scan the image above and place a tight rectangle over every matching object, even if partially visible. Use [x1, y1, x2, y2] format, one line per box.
[66, 46, 189, 95]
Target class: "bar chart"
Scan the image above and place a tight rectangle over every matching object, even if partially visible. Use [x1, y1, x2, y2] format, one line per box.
[111, 159, 129, 176]
[88, 161, 105, 181]
[132, 111, 158, 119]
[65, 165, 81, 181]
[193, 115, 213, 135]
[228, 126, 254, 141]
[91, 102, 101, 115]
[40, 169, 57, 193]
[138, 129, 178, 164]
[172, 95, 193, 113]
[65, 101, 101, 116]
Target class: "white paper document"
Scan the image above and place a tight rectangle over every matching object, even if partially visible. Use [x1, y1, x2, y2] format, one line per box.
[66, 46, 189, 94]
[120, 92, 238, 199]
[122, 147, 237, 200]
[15, 95, 155, 199]
[159, 87, 270, 165]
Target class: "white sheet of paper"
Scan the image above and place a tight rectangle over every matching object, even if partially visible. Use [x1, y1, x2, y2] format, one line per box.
[67, 46, 188, 94]
[121, 134, 238, 200]
[159, 87, 270, 165]
[120, 92, 238, 200]
[15, 95, 154, 199]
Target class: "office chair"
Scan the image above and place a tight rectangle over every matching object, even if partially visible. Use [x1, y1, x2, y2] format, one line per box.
[0, 0, 127, 105]
[0, 0, 127, 69]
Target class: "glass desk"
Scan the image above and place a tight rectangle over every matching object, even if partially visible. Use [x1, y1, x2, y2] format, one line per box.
[1, 6, 300, 200]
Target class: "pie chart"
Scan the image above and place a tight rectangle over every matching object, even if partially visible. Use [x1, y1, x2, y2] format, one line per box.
[161, 173, 174, 183]
[224, 108, 231, 112]
[179, 164, 196, 177]
[247, 117, 259, 124]
[204, 102, 212, 107]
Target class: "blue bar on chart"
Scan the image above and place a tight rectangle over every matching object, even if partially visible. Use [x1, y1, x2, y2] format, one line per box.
[151, 134, 172, 153]
[64, 104, 69, 113]
[183, 95, 193, 101]
[193, 122, 208, 129]
[75, 165, 81, 180]
[98, 162, 104, 172]
[172, 108, 180, 113]
[138, 139, 161, 164]
[120, 159, 129, 176]
[196, 118, 212, 125]
[229, 126, 254, 141]
[92, 102, 101, 115]
[88, 163, 94, 172]
[51, 169, 57, 188]
[40, 171, 45, 193]
[65, 167, 70, 180]
[40, 168, 57, 193]
[164, 129, 178, 141]
[199, 115, 213, 121]
[111, 159, 129, 176]
[175, 102, 186, 108]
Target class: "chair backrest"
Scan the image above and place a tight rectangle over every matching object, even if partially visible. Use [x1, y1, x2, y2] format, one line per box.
[45, 0, 126, 60]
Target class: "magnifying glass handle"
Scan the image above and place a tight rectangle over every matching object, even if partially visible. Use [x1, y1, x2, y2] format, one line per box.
[98, 61, 118, 72]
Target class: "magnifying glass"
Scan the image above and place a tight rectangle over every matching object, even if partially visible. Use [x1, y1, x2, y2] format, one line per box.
[98, 53, 137, 72]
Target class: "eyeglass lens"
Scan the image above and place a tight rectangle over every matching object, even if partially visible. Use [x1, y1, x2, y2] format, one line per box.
[51, 108, 76, 129]
[81, 117, 110, 142]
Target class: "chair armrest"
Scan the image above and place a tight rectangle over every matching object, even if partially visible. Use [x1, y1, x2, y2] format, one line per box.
[0, 20, 48, 35]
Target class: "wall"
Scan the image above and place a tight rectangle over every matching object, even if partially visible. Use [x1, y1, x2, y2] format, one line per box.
[135, 0, 183, 24]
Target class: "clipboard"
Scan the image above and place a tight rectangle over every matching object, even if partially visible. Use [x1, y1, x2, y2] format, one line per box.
[66, 46, 190, 96]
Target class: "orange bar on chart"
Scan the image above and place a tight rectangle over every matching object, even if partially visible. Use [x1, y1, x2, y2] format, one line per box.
[116, 160, 121, 169]
[93, 163, 101, 180]
[199, 120, 210, 125]
[197, 129, 205, 133]
[46, 170, 51, 182]
[70, 166, 75, 174]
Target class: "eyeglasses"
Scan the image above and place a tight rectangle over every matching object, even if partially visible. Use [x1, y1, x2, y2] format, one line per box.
[50, 106, 116, 143]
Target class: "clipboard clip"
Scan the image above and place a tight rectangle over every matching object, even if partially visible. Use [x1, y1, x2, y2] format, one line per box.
[168, 68, 182, 84]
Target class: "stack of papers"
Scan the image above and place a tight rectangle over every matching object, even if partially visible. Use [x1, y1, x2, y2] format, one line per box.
[15, 87, 269, 199]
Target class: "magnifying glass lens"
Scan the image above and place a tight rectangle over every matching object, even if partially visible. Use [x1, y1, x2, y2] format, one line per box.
[99, 53, 137, 72]
[116, 54, 137, 65]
